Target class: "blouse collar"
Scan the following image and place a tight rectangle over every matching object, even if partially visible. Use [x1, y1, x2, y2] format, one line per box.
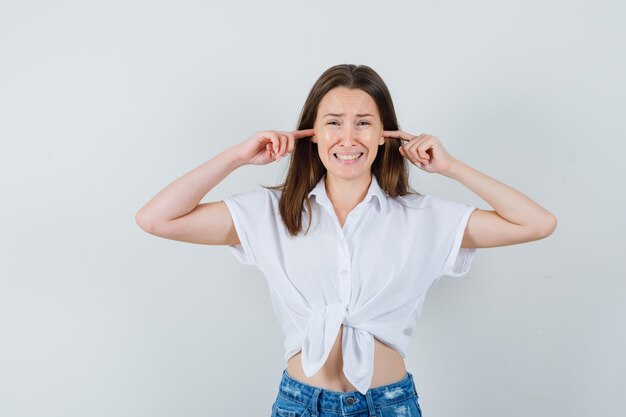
[306, 173, 388, 215]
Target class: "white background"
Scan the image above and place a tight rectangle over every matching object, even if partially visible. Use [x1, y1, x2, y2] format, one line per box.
[1, 1, 624, 416]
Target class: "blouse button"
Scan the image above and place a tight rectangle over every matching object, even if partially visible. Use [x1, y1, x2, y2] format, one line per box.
[346, 397, 355, 405]
[340, 269, 348, 275]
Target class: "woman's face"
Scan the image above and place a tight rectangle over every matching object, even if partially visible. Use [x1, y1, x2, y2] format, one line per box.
[312, 87, 385, 181]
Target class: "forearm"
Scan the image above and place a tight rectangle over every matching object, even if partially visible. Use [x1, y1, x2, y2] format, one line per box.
[135, 145, 245, 226]
[441, 158, 556, 231]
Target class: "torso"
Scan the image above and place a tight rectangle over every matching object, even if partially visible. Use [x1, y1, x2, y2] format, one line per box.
[287, 203, 407, 391]
[287, 324, 408, 392]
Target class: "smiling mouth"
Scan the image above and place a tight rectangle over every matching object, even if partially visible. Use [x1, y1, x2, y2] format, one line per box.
[334, 152, 364, 161]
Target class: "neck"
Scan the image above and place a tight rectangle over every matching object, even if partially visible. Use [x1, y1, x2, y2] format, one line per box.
[324, 172, 372, 210]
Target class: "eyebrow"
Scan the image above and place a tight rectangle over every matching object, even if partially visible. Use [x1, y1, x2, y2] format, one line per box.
[322, 113, 375, 118]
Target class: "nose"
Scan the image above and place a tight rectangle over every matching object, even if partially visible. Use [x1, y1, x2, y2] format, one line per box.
[336, 124, 358, 145]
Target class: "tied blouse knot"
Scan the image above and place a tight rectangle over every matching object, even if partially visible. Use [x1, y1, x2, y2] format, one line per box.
[223, 173, 477, 394]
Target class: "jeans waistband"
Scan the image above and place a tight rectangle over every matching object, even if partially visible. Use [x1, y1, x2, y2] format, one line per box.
[277, 368, 419, 414]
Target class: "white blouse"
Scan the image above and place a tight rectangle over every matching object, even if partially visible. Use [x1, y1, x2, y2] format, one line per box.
[222, 173, 477, 394]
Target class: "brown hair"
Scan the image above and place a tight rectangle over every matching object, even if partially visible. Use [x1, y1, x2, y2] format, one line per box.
[263, 64, 418, 237]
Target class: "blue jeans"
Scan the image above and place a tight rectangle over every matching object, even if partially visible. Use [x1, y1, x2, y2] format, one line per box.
[271, 368, 423, 417]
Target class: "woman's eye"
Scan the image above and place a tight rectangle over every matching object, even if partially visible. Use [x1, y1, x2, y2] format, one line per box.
[325, 120, 370, 126]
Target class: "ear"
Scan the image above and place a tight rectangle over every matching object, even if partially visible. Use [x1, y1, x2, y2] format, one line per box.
[379, 134, 385, 146]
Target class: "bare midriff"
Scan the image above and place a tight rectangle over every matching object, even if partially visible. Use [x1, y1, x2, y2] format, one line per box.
[286, 324, 407, 392]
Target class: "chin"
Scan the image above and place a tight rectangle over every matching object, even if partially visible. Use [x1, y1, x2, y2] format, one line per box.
[324, 164, 374, 179]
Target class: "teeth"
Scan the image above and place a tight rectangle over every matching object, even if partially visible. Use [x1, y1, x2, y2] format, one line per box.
[335, 153, 363, 161]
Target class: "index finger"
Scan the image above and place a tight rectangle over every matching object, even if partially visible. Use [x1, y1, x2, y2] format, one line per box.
[382, 130, 411, 142]
[291, 128, 315, 139]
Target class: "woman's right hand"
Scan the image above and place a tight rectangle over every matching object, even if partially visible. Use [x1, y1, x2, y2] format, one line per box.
[233, 129, 315, 166]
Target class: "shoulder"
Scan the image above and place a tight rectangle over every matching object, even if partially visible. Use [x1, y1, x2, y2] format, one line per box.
[266, 187, 283, 201]
[390, 192, 429, 211]
[390, 192, 471, 215]
[223, 188, 276, 211]
[223, 187, 281, 213]
[224, 188, 266, 203]
[226, 186, 282, 201]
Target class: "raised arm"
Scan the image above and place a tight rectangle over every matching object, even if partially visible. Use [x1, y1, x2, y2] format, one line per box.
[441, 158, 557, 248]
[384, 131, 557, 249]
[134, 129, 313, 245]
[134, 145, 244, 245]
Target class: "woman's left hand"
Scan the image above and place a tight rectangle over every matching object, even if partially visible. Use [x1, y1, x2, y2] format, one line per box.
[383, 130, 456, 174]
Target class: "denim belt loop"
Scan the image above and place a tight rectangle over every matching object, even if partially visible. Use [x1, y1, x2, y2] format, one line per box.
[408, 372, 418, 397]
[365, 389, 377, 417]
[310, 388, 322, 417]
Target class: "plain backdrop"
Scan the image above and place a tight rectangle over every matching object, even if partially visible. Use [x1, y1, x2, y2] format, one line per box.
[1, 1, 624, 416]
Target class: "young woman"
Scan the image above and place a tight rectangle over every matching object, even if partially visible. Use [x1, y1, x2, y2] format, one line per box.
[136, 64, 557, 417]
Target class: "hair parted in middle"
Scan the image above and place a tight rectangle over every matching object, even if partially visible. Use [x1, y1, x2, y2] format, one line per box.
[263, 64, 419, 237]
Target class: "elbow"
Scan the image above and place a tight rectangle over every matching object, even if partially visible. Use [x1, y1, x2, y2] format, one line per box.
[537, 214, 558, 238]
[135, 210, 154, 233]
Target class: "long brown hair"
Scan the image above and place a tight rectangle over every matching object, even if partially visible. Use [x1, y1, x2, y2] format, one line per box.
[263, 64, 418, 237]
